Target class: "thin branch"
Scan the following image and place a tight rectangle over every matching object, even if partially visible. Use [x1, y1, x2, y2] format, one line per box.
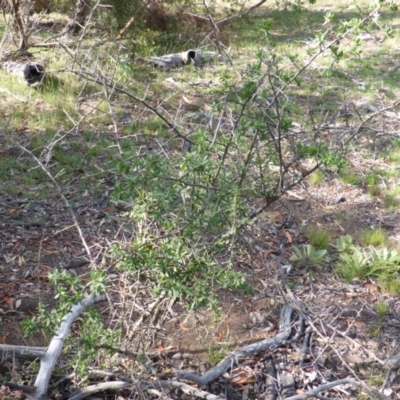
[65, 68, 193, 145]
[34, 294, 105, 400]
[68, 381, 130, 400]
[156, 380, 226, 400]
[284, 378, 391, 400]
[0, 344, 47, 361]
[287, 7, 380, 88]
[175, 305, 293, 385]
[17, 144, 92, 258]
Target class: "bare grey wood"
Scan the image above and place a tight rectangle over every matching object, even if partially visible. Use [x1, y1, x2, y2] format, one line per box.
[0, 344, 47, 360]
[176, 305, 293, 386]
[264, 362, 278, 400]
[68, 381, 130, 400]
[2, 60, 44, 85]
[143, 50, 218, 69]
[33, 294, 105, 400]
[280, 373, 295, 398]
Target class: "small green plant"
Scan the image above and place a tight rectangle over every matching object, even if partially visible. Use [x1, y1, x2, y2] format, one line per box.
[369, 322, 383, 338]
[365, 173, 380, 186]
[296, 143, 346, 171]
[385, 144, 400, 163]
[111, 130, 255, 310]
[368, 301, 389, 338]
[308, 169, 324, 186]
[290, 244, 327, 267]
[384, 190, 400, 211]
[365, 173, 381, 196]
[336, 241, 400, 283]
[361, 228, 387, 247]
[339, 170, 362, 186]
[332, 234, 354, 253]
[368, 186, 380, 197]
[374, 168, 400, 179]
[375, 301, 389, 318]
[380, 276, 400, 294]
[307, 228, 330, 250]
[21, 269, 112, 378]
[368, 373, 385, 387]
[207, 344, 231, 365]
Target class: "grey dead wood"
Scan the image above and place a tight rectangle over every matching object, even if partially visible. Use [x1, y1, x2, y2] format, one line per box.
[3, 294, 105, 400]
[64, 257, 89, 269]
[155, 380, 226, 400]
[283, 378, 391, 400]
[385, 352, 400, 369]
[68, 381, 130, 400]
[34, 294, 105, 400]
[263, 362, 278, 400]
[0, 344, 47, 361]
[176, 305, 293, 386]
[141, 50, 218, 69]
[280, 373, 295, 398]
[2, 60, 45, 85]
[5, 0, 27, 50]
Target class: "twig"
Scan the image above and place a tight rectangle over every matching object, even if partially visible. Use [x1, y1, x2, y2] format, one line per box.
[156, 380, 226, 400]
[65, 68, 193, 145]
[284, 378, 391, 400]
[0, 344, 47, 361]
[17, 144, 92, 258]
[146, 388, 174, 400]
[264, 361, 278, 400]
[3, 295, 105, 400]
[287, 7, 381, 88]
[68, 381, 130, 400]
[175, 305, 293, 385]
[33, 294, 105, 400]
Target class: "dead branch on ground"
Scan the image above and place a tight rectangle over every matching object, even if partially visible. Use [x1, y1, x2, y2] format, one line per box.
[68, 381, 130, 400]
[0, 344, 47, 361]
[175, 304, 293, 386]
[284, 378, 391, 400]
[3, 294, 105, 400]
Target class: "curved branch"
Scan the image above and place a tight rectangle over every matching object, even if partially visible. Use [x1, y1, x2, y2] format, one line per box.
[176, 305, 293, 385]
[34, 294, 106, 400]
[156, 380, 226, 400]
[68, 381, 130, 400]
[284, 378, 391, 400]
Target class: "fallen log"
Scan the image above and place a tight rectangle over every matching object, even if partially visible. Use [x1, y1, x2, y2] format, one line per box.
[141, 49, 219, 69]
[0, 344, 47, 361]
[2, 61, 45, 86]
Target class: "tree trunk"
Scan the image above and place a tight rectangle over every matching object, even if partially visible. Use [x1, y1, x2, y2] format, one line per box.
[7, 0, 27, 50]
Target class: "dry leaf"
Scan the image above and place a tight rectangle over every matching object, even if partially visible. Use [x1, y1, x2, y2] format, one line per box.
[342, 317, 364, 329]
[252, 298, 268, 311]
[230, 368, 257, 385]
[3, 296, 13, 307]
[179, 323, 189, 332]
[364, 283, 378, 293]
[0, 332, 10, 344]
[43, 249, 61, 255]
[283, 230, 292, 244]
